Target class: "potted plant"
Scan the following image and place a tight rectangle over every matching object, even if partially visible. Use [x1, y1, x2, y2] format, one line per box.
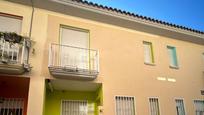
[0, 32, 24, 63]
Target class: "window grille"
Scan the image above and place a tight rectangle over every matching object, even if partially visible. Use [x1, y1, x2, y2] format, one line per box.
[149, 98, 160, 115]
[61, 100, 88, 115]
[194, 100, 204, 115]
[0, 98, 24, 115]
[175, 99, 185, 115]
[115, 96, 135, 115]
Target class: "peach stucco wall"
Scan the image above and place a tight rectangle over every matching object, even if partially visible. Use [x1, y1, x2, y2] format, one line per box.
[0, 1, 204, 115]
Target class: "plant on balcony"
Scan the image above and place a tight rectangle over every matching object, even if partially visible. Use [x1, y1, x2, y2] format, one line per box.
[0, 32, 23, 44]
[0, 32, 24, 63]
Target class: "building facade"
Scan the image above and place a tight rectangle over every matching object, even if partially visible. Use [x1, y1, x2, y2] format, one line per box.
[0, 0, 204, 115]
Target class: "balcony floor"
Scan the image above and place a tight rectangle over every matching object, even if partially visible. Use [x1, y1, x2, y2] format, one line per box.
[0, 63, 25, 75]
[48, 66, 98, 80]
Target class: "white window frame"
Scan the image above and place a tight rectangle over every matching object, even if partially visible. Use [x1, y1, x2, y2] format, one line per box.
[60, 99, 88, 115]
[148, 97, 161, 115]
[174, 98, 187, 115]
[167, 45, 179, 68]
[143, 41, 154, 64]
[114, 95, 137, 115]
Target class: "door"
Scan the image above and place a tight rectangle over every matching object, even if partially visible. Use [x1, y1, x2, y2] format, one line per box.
[60, 26, 89, 70]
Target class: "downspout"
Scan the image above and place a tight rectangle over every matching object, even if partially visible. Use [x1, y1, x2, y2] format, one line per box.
[24, 0, 34, 71]
[29, 0, 34, 38]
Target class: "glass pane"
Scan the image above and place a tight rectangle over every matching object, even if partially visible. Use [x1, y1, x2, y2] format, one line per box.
[143, 42, 153, 63]
[60, 27, 89, 69]
[167, 46, 178, 67]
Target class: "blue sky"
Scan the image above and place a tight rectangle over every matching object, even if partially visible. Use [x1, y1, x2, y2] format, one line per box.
[86, 0, 204, 32]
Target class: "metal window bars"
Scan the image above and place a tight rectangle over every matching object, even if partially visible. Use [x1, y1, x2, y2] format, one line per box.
[175, 99, 185, 115]
[62, 100, 88, 115]
[149, 98, 160, 115]
[194, 100, 204, 115]
[115, 96, 135, 115]
[0, 98, 24, 115]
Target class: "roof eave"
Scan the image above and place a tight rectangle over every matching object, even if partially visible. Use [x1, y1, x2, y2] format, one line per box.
[6, 0, 204, 45]
[52, 0, 204, 39]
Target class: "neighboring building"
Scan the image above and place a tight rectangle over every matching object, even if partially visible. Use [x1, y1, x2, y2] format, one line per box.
[0, 0, 204, 115]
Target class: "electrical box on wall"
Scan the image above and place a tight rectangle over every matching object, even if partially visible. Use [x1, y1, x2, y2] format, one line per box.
[201, 90, 204, 95]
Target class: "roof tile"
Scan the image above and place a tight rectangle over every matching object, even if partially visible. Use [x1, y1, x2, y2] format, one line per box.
[71, 0, 204, 34]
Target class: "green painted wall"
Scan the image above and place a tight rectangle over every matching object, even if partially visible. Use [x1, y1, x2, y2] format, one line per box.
[44, 89, 102, 115]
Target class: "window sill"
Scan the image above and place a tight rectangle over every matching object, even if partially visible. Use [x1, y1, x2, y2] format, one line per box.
[144, 62, 155, 66]
[169, 65, 179, 69]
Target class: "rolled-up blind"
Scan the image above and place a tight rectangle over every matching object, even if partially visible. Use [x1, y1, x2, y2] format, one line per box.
[0, 14, 22, 34]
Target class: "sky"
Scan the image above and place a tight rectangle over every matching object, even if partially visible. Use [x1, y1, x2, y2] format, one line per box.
[86, 0, 204, 32]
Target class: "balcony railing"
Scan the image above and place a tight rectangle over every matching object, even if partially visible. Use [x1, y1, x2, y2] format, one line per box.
[0, 37, 31, 74]
[48, 43, 99, 80]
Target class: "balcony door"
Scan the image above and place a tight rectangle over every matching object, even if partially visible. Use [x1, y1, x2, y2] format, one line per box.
[60, 26, 89, 70]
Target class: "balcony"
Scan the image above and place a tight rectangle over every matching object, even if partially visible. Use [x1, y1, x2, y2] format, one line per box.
[48, 43, 99, 80]
[0, 33, 31, 75]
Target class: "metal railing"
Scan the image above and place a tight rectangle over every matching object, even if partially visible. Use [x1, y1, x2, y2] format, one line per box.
[48, 43, 99, 74]
[0, 38, 28, 65]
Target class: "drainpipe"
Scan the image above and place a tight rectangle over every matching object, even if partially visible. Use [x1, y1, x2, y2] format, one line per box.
[24, 0, 34, 71]
[29, 0, 34, 38]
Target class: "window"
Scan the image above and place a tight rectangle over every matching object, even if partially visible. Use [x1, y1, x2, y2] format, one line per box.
[175, 99, 186, 115]
[60, 26, 89, 69]
[0, 13, 22, 34]
[0, 98, 24, 115]
[115, 96, 135, 115]
[61, 100, 88, 115]
[143, 41, 154, 64]
[149, 98, 160, 115]
[194, 100, 204, 115]
[167, 46, 178, 68]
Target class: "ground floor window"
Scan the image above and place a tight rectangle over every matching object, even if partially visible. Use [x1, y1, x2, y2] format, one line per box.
[115, 96, 135, 115]
[61, 100, 88, 115]
[0, 98, 24, 115]
[149, 97, 160, 115]
[194, 100, 204, 115]
[175, 99, 186, 115]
